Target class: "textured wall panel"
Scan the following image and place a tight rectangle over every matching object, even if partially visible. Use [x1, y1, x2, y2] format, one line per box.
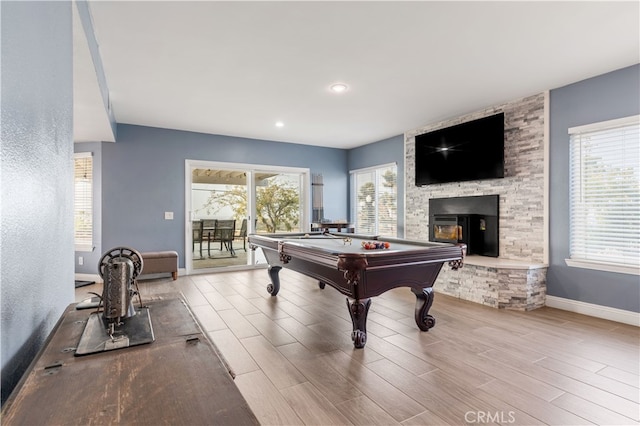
[1, 1, 74, 403]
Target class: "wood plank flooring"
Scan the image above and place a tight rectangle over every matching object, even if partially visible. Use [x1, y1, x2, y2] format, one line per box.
[78, 269, 640, 425]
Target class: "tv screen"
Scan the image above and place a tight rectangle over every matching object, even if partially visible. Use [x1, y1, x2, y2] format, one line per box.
[415, 112, 505, 186]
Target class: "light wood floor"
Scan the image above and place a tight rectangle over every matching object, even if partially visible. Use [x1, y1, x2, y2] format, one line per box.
[77, 269, 640, 425]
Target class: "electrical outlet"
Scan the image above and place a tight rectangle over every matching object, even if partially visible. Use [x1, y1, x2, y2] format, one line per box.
[78, 256, 83, 265]
[165, 211, 174, 220]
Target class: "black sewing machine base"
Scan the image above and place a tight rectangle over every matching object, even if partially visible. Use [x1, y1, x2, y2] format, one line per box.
[75, 307, 155, 356]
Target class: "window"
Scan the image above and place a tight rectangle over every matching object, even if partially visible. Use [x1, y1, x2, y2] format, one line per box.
[567, 115, 639, 275]
[74, 152, 93, 251]
[351, 163, 397, 237]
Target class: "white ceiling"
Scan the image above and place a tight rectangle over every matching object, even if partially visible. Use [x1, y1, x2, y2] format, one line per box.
[76, 1, 639, 149]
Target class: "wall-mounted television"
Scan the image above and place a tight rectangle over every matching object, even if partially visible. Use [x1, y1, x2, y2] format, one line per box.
[415, 112, 505, 186]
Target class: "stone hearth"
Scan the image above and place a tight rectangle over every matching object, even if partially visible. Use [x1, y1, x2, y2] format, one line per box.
[436, 256, 547, 310]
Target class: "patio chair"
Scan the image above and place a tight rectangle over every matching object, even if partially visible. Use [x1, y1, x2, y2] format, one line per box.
[213, 219, 236, 256]
[236, 218, 248, 251]
[192, 220, 205, 259]
[201, 219, 217, 257]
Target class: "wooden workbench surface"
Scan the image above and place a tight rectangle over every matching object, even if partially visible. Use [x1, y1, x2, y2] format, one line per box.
[1, 297, 258, 425]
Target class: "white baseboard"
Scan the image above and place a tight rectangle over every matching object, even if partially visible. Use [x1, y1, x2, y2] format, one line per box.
[75, 273, 102, 283]
[545, 295, 639, 327]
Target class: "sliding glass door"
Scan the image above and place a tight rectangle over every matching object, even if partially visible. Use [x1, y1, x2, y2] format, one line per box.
[190, 167, 248, 271]
[185, 160, 309, 274]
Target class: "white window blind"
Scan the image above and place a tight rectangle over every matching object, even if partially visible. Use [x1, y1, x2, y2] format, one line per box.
[74, 153, 93, 251]
[568, 116, 640, 274]
[351, 163, 397, 237]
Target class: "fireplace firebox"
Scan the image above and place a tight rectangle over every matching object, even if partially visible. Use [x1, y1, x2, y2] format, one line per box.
[429, 195, 499, 257]
[433, 215, 460, 243]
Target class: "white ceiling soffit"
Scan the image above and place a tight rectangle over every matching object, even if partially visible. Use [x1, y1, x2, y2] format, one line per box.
[86, 1, 639, 149]
[73, 3, 115, 143]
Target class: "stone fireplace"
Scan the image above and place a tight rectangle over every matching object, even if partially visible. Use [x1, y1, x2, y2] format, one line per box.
[404, 93, 548, 311]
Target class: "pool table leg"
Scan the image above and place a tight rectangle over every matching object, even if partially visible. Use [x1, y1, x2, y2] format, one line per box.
[266, 265, 281, 296]
[346, 297, 371, 348]
[413, 287, 436, 331]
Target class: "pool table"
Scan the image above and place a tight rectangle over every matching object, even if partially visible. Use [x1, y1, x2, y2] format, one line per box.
[248, 232, 465, 348]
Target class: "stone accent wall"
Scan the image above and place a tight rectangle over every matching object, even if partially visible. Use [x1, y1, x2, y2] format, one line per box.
[405, 93, 547, 310]
[435, 265, 547, 311]
[405, 93, 546, 263]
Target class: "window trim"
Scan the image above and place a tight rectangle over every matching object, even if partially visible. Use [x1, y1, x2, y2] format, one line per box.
[568, 115, 638, 135]
[565, 115, 640, 276]
[565, 258, 639, 276]
[350, 162, 397, 175]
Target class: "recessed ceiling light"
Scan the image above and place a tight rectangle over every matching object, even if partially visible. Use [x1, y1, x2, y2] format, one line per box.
[330, 83, 348, 93]
[275, 121, 284, 128]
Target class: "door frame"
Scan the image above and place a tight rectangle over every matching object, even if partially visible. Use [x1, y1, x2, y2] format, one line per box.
[184, 159, 310, 275]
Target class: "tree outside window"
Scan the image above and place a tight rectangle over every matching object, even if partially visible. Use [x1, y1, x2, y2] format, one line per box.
[202, 175, 300, 233]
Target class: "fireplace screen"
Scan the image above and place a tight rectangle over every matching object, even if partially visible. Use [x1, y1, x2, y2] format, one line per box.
[434, 224, 461, 241]
[433, 215, 461, 243]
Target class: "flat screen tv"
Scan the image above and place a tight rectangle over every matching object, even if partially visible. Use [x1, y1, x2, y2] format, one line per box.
[415, 112, 505, 186]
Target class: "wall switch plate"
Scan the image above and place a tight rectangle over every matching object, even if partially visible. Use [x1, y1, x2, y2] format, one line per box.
[165, 212, 174, 220]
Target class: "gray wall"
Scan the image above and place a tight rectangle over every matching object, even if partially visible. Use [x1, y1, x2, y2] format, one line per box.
[99, 124, 348, 269]
[548, 64, 640, 313]
[347, 134, 405, 237]
[1, 1, 75, 404]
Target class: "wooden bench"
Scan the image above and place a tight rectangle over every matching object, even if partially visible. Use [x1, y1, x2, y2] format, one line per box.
[140, 251, 178, 280]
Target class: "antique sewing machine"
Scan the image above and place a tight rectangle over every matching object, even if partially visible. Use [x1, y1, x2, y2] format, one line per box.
[75, 247, 155, 356]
